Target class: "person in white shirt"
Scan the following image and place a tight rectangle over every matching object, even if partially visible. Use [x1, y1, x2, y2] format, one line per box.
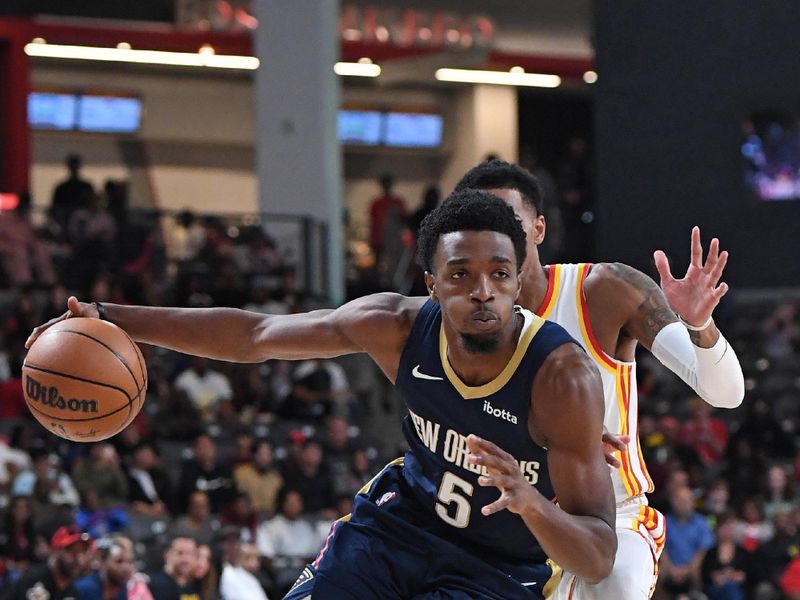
[173, 356, 233, 421]
[220, 542, 270, 600]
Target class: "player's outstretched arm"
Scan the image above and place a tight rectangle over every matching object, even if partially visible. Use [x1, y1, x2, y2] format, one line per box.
[597, 253, 743, 408]
[469, 344, 616, 584]
[26, 294, 420, 377]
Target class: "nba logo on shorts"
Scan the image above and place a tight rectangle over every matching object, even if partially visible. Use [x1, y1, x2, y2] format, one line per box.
[377, 491, 397, 507]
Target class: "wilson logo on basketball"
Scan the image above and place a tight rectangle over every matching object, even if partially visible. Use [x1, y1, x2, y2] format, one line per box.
[25, 376, 99, 414]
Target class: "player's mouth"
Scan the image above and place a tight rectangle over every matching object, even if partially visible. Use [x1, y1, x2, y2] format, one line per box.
[469, 311, 499, 331]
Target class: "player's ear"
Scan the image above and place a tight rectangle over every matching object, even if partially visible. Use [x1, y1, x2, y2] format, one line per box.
[533, 214, 546, 245]
[424, 271, 437, 301]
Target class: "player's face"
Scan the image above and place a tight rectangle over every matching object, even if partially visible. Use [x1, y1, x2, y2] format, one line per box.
[427, 230, 521, 353]
[487, 188, 545, 263]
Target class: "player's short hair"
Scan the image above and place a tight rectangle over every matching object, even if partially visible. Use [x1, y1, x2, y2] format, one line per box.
[454, 159, 543, 216]
[416, 189, 527, 273]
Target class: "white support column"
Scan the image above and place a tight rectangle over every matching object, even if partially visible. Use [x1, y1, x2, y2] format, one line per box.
[441, 84, 518, 194]
[253, 0, 344, 304]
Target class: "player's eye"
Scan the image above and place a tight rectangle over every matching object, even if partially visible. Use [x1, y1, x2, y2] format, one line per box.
[494, 270, 510, 278]
[450, 271, 466, 280]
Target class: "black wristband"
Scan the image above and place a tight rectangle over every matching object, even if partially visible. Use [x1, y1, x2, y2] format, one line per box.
[94, 301, 107, 321]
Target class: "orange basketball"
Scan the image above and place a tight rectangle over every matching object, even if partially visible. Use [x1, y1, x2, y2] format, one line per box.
[22, 317, 147, 442]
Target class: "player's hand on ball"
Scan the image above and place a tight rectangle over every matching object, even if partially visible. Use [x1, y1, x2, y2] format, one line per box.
[467, 434, 539, 517]
[25, 296, 98, 349]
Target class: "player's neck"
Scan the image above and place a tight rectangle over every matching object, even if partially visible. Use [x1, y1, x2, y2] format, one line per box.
[517, 261, 550, 314]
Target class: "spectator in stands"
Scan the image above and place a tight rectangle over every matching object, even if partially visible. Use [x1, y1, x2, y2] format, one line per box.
[255, 488, 324, 595]
[368, 174, 407, 274]
[220, 493, 259, 543]
[50, 153, 93, 240]
[661, 485, 715, 597]
[0, 426, 31, 495]
[74, 534, 152, 600]
[75, 490, 129, 539]
[12, 449, 80, 510]
[734, 498, 773, 553]
[166, 210, 206, 264]
[0, 192, 56, 288]
[126, 442, 172, 517]
[279, 360, 351, 422]
[234, 439, 283, 517]
[177, 434, 235, 514]
[407, 185, 439, 236]
[219, 542, 269, 600]
[229, 431, 254, 468]
[72, 444, 129, 509]
[170, 491, 216, 547]
[702, 479, 733, 519]
[754, 510, 798, 596]
[762, 301, 800, 360]
[763, 464, 798, 520]
[174, 357, 233, 423]
[323, 416, 358, 496]
[679, 395, 730, 467]
[281, 440, 335, 516]
[147, 536, 201, 600]
[0, 496, 39, 584]
[0, 525, 91, 600]
[68, 188, 117, 290]
[702, 512, 748, 600]
[193, 543, 218, 600]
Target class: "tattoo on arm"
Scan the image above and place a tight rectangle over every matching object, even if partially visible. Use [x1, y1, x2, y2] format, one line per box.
[607, 263, 677, 342]
[688, 329, 703, 345]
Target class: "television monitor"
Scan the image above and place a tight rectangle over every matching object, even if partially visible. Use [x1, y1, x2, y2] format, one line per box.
[28, 92, 77, 130]
[384, 112, 443, 148]
[78, 95, 143, 133]
[742, 112, 800, 201]
[338, 110, 382, 145]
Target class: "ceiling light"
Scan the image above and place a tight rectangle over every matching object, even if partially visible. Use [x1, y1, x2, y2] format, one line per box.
[24, 43, 259, 70]
[435, 68, 561, 88]
[334, 62, 381, 77]
[583, 70, 598, 84]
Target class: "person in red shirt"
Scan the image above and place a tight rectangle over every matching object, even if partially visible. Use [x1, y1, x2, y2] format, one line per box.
[679, 395, 729, 466]
[368, 174, 407, 268]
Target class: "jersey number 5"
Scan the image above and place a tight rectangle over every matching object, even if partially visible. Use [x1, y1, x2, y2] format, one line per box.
[435, 471, 474, 528]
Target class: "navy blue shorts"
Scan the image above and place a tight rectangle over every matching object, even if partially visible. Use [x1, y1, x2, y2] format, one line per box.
[284, 461, 558, 600]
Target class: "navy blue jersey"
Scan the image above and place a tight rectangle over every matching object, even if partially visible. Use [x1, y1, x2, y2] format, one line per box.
[395, 299, 577, 562]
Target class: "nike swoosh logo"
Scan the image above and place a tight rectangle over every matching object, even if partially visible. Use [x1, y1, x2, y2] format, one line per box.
[412, 365, 444, 380]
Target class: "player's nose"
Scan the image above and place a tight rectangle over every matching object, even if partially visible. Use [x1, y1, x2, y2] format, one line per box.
[469, 274, 494, 303]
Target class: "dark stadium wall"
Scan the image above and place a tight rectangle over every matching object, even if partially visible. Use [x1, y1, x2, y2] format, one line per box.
[594, 0, 800, 288]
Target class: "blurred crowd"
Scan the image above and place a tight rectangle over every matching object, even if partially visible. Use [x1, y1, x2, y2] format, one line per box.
[1, 154, 800, 599]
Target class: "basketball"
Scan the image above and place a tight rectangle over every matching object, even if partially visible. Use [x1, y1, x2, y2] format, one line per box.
[22, 317, 147, 442]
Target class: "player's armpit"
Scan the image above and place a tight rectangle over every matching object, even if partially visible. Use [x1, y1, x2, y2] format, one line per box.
[601, 262, 679, 349]
[525, 344, 617, 583]
[251, 293, 423, 378]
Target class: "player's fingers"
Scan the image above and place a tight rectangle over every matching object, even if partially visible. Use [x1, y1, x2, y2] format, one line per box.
[478, 474, 511, 489]
[653, 250, 674, 285]
[604, 450, 621, 469]
[467, 435, 515, 463]
[709, 251, 728, 286]
[25, 311, 70, 349]
[703, 238, 720, 274]
[469, 452, 513, 475]
[713, 282, 729, 301]
[481, 496, 510, 516]
[690, 226, 703, 267]
[602, 431, 630, 451]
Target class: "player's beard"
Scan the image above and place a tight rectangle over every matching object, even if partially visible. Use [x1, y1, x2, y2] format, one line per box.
[459, 332, 499, 354]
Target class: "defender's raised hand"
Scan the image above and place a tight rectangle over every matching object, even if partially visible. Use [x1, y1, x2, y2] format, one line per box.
[653, 226, 728, 328]
[25, 296, 98, 349]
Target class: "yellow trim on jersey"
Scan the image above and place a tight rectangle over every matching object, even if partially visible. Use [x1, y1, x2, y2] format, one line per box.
[542, 558, 563, 598]
[538, 264, 561, 319]
[358, 457, 405, 495]
[614, 365, 635, 497]
[636, 437, 655, 493]
[574, 263, 617, 375]
[439, 309, 545, 399]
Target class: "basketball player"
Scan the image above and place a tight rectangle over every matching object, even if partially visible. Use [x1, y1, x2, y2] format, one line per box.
[454, 160, 745, 599]
[28, 190, 615, 599]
